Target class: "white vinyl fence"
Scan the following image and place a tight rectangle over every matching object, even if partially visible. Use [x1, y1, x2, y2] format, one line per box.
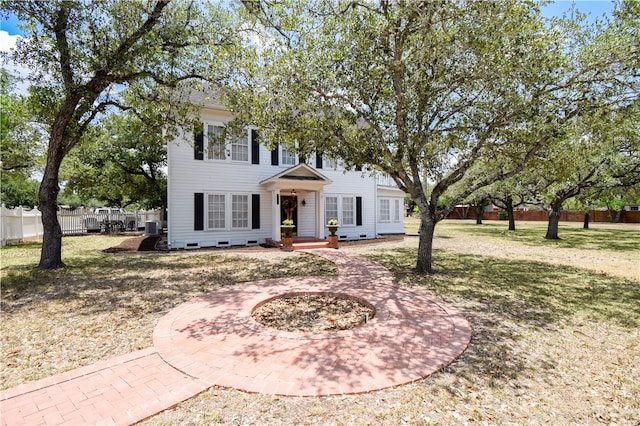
[0, 205, 161, 246]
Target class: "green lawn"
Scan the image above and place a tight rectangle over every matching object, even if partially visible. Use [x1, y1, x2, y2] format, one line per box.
[405, 217, 640, 252]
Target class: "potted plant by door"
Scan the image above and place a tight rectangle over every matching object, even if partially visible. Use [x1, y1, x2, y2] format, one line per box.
[326, 219, 339, 249]
[327, 219, 339, 236]
[282, 219, 295, 238]
[281, 219, 295, 251]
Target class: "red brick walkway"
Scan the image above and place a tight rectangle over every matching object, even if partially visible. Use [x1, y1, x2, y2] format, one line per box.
[1, 250, 471, 425]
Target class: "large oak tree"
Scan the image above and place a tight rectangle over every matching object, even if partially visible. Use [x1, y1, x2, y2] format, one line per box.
[232, 0, 628, 272]
[1, 0, 240, 268]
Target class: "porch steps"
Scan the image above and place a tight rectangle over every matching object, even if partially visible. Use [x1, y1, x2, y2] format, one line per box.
[292, 241, 332, 250]
[265, 237, 332, 250]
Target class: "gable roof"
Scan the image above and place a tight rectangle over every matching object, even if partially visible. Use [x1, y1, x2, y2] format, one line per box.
[260, 163, 333, 191]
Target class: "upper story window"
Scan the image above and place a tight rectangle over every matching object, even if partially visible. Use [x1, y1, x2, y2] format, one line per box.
[323, 157, 338, 170]
[207, 125, 225, 160]
[204, 123, 249, 163]
[231, 134, 249, 162]
[377, 174, 398, 188]
[281, 145, 297, 166]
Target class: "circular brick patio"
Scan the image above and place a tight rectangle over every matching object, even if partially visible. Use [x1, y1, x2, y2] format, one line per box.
[153, 249, 471, 396]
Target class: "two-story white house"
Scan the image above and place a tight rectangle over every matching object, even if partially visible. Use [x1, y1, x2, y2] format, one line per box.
[166, 98, 405, 249]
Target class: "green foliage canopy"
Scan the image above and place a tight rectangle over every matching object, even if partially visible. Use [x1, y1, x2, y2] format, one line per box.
[1, 0, 243, 268]
[231, 0, 631, 272]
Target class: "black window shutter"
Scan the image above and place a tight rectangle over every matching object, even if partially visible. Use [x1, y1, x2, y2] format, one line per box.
[355, 165, 362, 171]
[356, 196, 363, 226]
[252, 194, 260, 229]
[315, 153, 323, 169]
[271, 143, 279, 165]
[194, 127, 204, 160]
[251, 130, 260, 165]
[194, 193, 204, 230]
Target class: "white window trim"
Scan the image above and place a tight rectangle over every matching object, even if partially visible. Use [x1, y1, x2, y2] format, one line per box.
[206, 192, 252, 231]
[280, 143, 297, 167]
[323, 156, 338, 170]
[207, 192, 226, 230]
[206, 123, 226, 161]
[379, 198, 391, 223]
[325, 194, 357, 227]
[342, 196, 355, 226]
[393, 199, 401, 222]
[204, 122, 250, 164]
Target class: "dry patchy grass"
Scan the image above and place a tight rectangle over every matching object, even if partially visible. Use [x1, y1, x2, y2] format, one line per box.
[1, 237, 336, 389]
[1, 222, 639, 425]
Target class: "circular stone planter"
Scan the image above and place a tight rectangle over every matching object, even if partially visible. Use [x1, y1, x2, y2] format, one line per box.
[251, 292, 375, 333]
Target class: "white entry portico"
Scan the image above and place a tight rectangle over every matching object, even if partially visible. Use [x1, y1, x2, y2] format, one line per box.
[259, 163, 333, 241]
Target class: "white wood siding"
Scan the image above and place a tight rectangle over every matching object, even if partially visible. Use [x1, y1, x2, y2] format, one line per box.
[376, 187, 406, 235]
[167, 106, 405, 248]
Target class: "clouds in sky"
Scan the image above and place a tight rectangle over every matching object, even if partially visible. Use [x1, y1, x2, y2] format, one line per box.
[1, 30, 30, 94]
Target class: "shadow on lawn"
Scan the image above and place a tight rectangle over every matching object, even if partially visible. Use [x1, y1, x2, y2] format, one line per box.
[452, 223, 640, 252]
[368, 248, 639, 386]
[371, 248, 639, 329]
[0, 253, 337, 316]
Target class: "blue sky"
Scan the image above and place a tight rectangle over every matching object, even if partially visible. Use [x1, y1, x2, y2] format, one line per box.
[0, 1, 617, 37]
[541, 0, 615, 20]
[0, 13, 22, 36]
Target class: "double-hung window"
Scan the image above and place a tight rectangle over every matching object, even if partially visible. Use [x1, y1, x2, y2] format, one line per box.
[207, 193, 251, 230]
[379, 199, 390, 222]
[325, 196, 338, 223]
[326, 195, 359, 226]
[281, 145, 297, 166]
[232, 195, 249, 228]
[231, 133, 248, 162]
[394, 199, 400, 222]
[206, 124, 249, 163]
[208, 194, 226, 229]
[342, 197, 355, 226]
[207, 125, 225, 160]
[323, 156, 337, 170]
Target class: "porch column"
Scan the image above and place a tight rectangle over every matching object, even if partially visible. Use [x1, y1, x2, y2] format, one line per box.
[272, 190, 280, 241]
[316, 189, 324, 238]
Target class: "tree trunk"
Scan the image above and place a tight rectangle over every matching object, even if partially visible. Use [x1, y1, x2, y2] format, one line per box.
[474, 205, 483, 225]
[545, 209, 561, 239]
[583, 211, 590, 229]
[416, 213, 437, 273]
[37, 98, 79, 269]
[613, 210, 622, 223]
[38, 154, 66, 269]
[506, 201, 516, 231]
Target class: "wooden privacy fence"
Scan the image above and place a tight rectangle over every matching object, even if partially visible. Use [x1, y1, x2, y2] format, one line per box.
[446, 206, 640, 223]
[0, 205, 161, 246]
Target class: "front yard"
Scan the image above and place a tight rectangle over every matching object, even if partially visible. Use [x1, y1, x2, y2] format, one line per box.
[1, 219, 638, 424]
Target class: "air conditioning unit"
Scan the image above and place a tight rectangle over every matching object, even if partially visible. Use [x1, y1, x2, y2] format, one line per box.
[145, 220, 162, 236]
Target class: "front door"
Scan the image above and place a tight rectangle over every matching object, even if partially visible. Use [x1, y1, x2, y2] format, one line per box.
[280, 195, 298, 231]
